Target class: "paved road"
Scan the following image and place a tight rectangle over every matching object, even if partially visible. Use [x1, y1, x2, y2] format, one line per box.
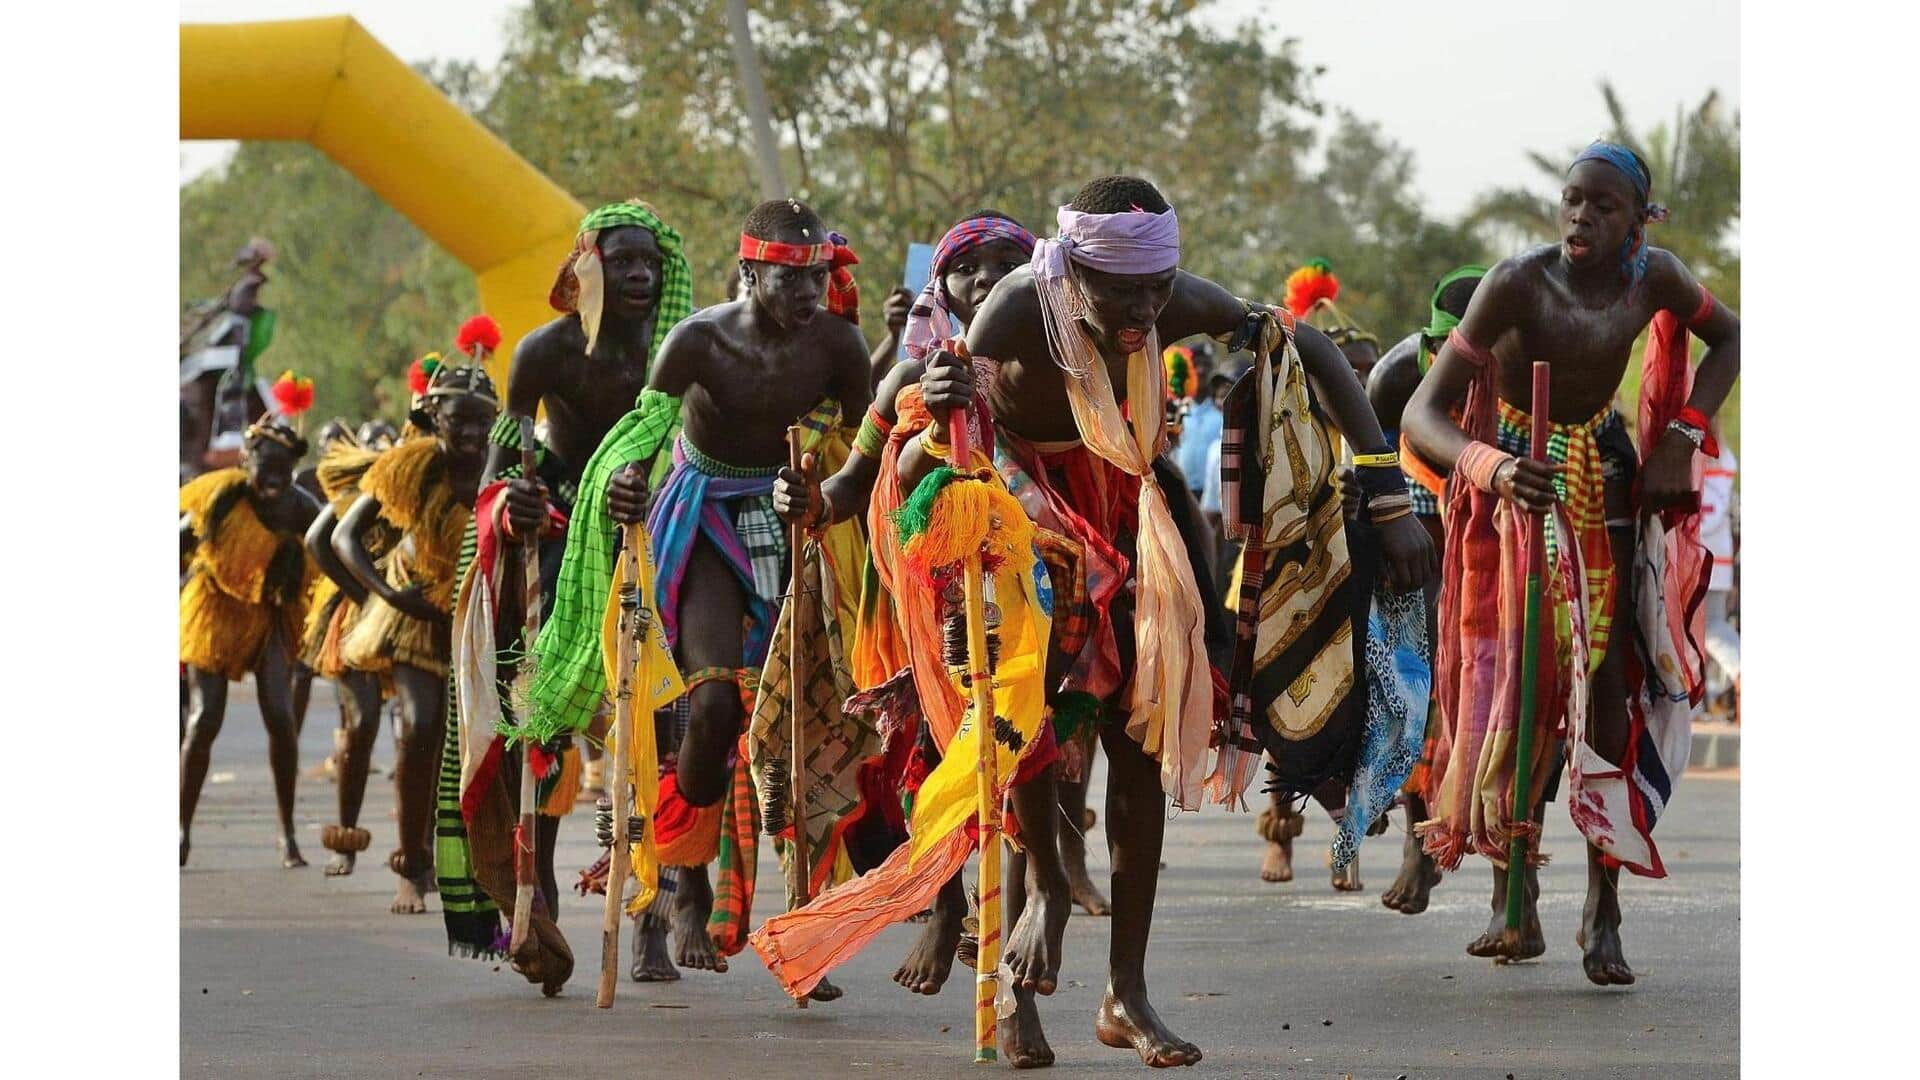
[182, 684, 1738, 1079]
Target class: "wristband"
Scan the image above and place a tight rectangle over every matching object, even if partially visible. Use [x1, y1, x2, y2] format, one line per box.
[919, 429, 951, 460]
[1351, 451, 1400, 469]
[1457, 441, 1515, 494]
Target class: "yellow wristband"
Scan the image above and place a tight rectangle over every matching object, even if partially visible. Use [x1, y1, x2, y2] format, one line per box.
[920, 429, 951, 459]
[1352, 451, 1400, 468]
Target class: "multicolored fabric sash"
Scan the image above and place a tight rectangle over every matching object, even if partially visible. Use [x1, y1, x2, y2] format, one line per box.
[1334, 586, 1431, 870]
[901, 216, 1038, 361]
[1217, 311, 1365, 806]
[549, 200, 694, 360]
[1025, 203, 1212, 807]
[745, 422, 881, 901]
[647, 438, 786, 664]
[738, 231, 861, 324]
[517, 388, 682, 746]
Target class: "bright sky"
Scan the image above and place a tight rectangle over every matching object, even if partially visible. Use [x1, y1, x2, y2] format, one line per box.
[179, 0, 1739, 221]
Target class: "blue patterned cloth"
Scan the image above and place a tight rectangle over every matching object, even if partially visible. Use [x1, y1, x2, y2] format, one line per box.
[1333, 585, 1432, 870]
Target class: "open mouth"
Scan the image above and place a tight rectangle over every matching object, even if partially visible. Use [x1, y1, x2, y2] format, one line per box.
[1117, 328, 1148, 352]
[620, 291, 657, 307]
[1565, 236, 1594, 258]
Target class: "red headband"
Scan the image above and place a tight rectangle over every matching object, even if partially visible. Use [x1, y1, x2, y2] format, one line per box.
[738, 232, 861, 325]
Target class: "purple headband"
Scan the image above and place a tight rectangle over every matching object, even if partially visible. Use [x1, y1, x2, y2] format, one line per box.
[902, 216, 1037, 361]
[1031, 203, 1181, 282]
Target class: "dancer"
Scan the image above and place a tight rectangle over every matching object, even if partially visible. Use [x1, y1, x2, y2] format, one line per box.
[334, 358, 498, 915]
[1405, 142, 1739, 984]
[179, 415, 319, 868]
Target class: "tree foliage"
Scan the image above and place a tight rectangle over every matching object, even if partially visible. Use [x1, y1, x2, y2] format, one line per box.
[181, 3, 1735, 449]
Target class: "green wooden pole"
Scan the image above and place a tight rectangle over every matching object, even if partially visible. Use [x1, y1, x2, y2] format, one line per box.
[1506, 362, 1550, 933]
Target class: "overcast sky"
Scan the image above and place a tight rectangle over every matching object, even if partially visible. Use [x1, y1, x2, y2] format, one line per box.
[179, 0, 1739, 221]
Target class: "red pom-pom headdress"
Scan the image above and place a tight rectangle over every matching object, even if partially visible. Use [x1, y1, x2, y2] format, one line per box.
[270, 370, 315, 432]
[408, 352, 443, 398]
[456, 314, 502, 359]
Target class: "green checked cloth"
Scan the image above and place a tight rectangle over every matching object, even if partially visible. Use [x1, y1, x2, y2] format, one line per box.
[512, 388, 682, 746]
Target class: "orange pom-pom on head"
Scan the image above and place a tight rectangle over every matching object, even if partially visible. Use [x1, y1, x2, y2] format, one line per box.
[1284, 258, 1340, 317]
[456, 314, 502, 358]
[270, 370, 315, 416]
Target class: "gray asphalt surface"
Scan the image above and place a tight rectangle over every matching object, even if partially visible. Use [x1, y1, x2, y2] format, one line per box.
[182, 682, 1738, 1079]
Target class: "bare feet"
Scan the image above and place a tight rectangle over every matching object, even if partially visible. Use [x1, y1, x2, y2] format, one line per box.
[1096, 988, 1202, 1068]
[1381, 826, 1440, 914]
[630, 917, 681, 982]
[999, 983, 1055, 1069]
[809, 976, 843, 1002]
[1258, 836, 1294, 883]
[390, 873, 428, 914]
[1466, 864, 1543, 962]
[280, 835, 308, 869]
[671, 865, 726, 973]
[894, 878, 964, 994]
[1003, 880, 1068, 996]
[1578, 852, 1634, 985]
[1060, 799, 1111, 916]
[1257, 806, 1301, 883]
[325, 851, 357, 877]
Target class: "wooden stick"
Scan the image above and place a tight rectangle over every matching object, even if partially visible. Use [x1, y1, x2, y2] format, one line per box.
[509, 417, 541, 955]
[943, 404, 1002, 1064]
[597, 525, 644, 1008]
[1504, 362, 1550, 939]
[785, 425, 812, 1009]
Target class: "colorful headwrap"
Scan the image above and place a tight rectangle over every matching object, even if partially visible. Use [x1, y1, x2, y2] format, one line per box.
[1570, 141, 1670, 292]
[1418, 264, 1489, 372]
[738, 230, 862, 324]
[549, 200, 695, 362]
[901, 215, 1038, 361]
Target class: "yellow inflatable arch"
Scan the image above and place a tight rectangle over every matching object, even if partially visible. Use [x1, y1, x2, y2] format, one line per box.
[180, 16, 585, 387]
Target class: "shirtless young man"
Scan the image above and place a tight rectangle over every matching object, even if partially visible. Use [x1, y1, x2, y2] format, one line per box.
[1404, 143, 1738, 985]
[904, 177, 1431, 1066]
[602, 198, 871, 992]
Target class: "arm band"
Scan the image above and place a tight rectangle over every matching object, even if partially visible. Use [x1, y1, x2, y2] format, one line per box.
[1457, 441, 1515, 494]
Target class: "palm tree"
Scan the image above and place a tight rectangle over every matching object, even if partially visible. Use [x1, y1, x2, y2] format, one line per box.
[1464, 82, 1740, 309]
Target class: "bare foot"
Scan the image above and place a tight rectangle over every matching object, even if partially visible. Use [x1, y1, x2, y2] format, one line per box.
[809, 976, 843, 1002]
[1578, 854, 1635, 986]
[1257, 806, 1301, 883]
[1096, 988, 1202, 1068]
[1060, 807, 1111, 917]
[630, 917, 681, 982]
[671, 865, 725, 973]
[390, 873, 428, 914]
[999, 983, 1055, 1069]
[1003, 880, 1068, 995]
[325, 851, 357, 877]
[894, 878, 964, 994]
[1258, 837, 1294, 883]
[1380, 827, 1440, 914]
[280, 836, 308, 869]
[1467, 864, 1543, 962]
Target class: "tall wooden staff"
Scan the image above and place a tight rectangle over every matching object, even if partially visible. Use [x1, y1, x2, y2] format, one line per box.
[1503, 362, 1550, 945]
[597, 525, 645, 1007]
[509, 417, 543, 955]
[785, 426, 814, 1009]
[943, 397, 1004, 1064]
